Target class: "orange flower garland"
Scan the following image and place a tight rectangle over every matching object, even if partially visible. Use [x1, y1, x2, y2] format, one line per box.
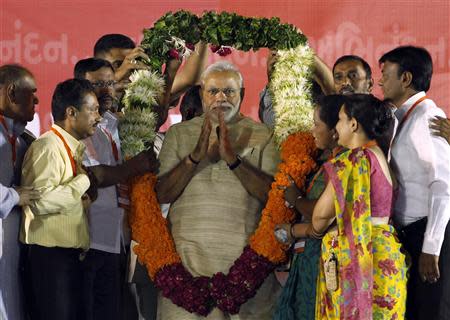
[249, 131, 318, 263]
[129, 131, 317, 279]
[128, 172, 180, 278]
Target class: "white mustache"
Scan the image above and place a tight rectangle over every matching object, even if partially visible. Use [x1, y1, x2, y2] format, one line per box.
[212, 103, 233, 109]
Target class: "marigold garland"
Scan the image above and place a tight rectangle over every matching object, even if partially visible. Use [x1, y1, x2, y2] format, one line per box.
[125, 9, 318, 317]
[128, 132, 317, 315]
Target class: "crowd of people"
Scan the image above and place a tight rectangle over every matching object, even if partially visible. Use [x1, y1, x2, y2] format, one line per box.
[0, 30, 449, 320]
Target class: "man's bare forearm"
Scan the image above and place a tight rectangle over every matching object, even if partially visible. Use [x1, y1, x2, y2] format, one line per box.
[89, 163, 142, 187]
[156, 156, 197, 203]
[231, 159, 273, 203]
[313, 55, 335, 95]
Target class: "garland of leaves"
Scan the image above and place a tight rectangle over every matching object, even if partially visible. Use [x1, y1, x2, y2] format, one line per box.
[140, 10, 307, 73]
[119, 10, 317, 316]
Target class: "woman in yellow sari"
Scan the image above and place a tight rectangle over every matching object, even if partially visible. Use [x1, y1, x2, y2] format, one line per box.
[287, 94, 408, 319]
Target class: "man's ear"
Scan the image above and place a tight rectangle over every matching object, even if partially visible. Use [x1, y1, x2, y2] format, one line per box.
[66, 106, 78, 119]
[240, 87, 245, 101]
[367, 78, 374, 93]
[401, 71, 413, 89]
[6, 83, 17, 104]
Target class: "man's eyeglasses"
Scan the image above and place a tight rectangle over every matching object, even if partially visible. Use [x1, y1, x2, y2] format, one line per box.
[206, 88, 238, 98]
[91, 80, 117, 88]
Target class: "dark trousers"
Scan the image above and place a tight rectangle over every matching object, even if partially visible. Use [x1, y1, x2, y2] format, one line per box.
[398, 218, 450, 320]
[28, 245, 83, 320]
[133, 261, 158, 320]
[81, 248, 121, 320]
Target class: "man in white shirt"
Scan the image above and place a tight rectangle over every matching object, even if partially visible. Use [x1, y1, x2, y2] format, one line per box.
[74, 58, 160, 320]
[379, 45, 450, 320]
[0, 64, 41, 320]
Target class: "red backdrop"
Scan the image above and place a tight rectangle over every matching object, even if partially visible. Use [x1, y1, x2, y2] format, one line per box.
[1, 0, 449, 136]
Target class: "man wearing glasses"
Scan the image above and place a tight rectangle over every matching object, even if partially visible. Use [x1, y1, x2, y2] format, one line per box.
[73, 58, 161, 320]
[156, 61, 281, 319]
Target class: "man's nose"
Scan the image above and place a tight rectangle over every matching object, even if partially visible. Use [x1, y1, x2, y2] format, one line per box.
[215, 90, 227, 101]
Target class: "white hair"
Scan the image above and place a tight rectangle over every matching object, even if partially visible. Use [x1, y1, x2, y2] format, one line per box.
[200, 60, 244, 88]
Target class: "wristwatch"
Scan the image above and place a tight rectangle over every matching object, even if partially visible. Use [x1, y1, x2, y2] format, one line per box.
[228, 155, 242, 170]
[274, 228, 289, 244]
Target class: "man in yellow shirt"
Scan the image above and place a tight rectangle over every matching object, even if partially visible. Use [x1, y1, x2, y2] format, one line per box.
[21, 78, 101, 320]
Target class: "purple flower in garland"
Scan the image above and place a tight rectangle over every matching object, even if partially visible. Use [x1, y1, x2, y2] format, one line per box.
[209, 44, 233, 56]
[154, 247, 276, 316]
[211, 246, 275, 314]
[154, 263, 214, 316]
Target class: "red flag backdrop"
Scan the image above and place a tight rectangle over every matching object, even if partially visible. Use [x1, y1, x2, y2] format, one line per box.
[1, 0, 449, 135]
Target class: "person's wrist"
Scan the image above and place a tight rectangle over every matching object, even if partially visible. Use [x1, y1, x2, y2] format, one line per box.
[290, 224, 296, 240]
[188, 153, 200, 165]
[227, 155, 241, 170]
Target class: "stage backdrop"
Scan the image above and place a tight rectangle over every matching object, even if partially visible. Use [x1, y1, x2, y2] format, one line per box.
[1, 0, 449, 135]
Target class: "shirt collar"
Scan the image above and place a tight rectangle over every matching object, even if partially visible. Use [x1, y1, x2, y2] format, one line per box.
[394, 91, 426, 121]
[98, 111, 118, 132]
[52, 124, 86, 157]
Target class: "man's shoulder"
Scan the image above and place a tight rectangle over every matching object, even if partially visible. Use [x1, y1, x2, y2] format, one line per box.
[415, 98, 446, 120]
[29, 130, 59, 152]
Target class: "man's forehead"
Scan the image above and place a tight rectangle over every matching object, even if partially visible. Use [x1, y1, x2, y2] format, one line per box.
[19, 74, 37, 89]
[334, 60, 366, 73]
[81, 92, 99, 106]
[85, 67, 115, 81]
[203, 71, 240, 86]
[380, 61, 398, 72]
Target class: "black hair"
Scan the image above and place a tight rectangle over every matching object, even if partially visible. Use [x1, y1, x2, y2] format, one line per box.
[51, 78, 95, 121]
[316, 94, 346, 129]
[74, 58, 114, 79]
[379, 45, 432, 92]
[333, 55, 372, 80]
[0, 64, 33, 86]
[180, 85, 203, 121]
[94, 34, 135, 56]
[342, 94, 393, 140]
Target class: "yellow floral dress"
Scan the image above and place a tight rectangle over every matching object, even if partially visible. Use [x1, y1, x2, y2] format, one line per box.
[315, 147, 408, 320]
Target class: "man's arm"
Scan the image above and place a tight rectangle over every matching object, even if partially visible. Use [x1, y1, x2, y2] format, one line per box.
[0, 184, 19, 218]
[227, 158, 273, 203]
[156, 114, 212, 203]
[417, 112, 450, 282]
[313, 54, 335, 95]
[22, 144, 90, 215]
[430, 116, 450, 145]
[170, 42, 208, 101]
[217, 112, 274, 203]
[89, 149, 159, 187]
[155, 156, 198, 203]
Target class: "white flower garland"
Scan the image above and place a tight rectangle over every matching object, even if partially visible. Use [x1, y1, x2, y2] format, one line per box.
[270, 44, 315, 146]
[119, 70, 163, 158]
[120, 43, 314, 157]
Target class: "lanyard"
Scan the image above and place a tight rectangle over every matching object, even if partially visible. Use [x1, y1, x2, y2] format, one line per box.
[51, 127, 77, 176]
[0, 115, 16, 164]
[394, 95, 428, 142]
[102, 128, 119, 162]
